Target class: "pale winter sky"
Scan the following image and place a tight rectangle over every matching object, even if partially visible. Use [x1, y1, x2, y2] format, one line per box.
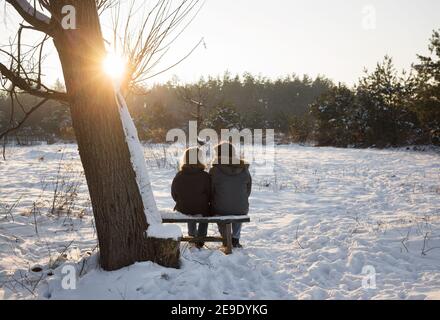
[1, 0, 440, 87]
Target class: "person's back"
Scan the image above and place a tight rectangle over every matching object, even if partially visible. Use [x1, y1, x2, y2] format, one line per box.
[172, 166, 210, 216]
[171, 147, 210, 248]
[210, 162, 251, 216]
[209, 142, 252, 248]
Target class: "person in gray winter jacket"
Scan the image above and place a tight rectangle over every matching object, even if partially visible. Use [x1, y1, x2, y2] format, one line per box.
[210, 142, 252, 248]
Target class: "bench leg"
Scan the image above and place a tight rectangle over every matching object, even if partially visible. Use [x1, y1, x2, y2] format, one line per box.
[224, 223, 233, 254]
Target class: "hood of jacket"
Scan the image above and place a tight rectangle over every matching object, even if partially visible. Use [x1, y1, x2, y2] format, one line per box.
[181, 164, 206, 174]
[212, 157, 250, 176]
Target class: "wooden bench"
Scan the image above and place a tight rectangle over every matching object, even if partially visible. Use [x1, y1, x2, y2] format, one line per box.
[161, 212, 251, 254]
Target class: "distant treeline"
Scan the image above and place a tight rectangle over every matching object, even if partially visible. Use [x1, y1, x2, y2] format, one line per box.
[309, 30, 440, 148]
[1, 30, 439, 148]
[0, 73, 332, 144]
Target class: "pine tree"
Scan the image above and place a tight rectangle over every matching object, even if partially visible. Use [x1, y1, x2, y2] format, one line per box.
[356, 56, 420, 147]
[203, 103, 243, 133]
[413, 30, 440, 145]
[309, 84, 357, 147]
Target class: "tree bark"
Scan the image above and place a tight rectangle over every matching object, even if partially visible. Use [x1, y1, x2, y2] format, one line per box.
[50, 0, 179, 271]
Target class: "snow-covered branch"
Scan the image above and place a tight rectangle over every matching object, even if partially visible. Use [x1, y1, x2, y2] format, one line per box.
[5, 0, 53, 34]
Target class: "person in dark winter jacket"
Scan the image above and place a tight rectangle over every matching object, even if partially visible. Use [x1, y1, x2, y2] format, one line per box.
[210, 142, 252, 248]
[171, 147, 210, 247]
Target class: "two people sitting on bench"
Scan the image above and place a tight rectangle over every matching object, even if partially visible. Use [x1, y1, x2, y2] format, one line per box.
[171, 142, 252, 249]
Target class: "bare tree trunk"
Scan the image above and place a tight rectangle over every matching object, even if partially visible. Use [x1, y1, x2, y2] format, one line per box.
[51, 0, 179, 271]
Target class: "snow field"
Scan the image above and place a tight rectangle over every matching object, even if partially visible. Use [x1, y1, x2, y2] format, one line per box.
[0, 144, 439, 299]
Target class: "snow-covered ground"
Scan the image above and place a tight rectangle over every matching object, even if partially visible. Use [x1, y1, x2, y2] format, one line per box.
[0, 144, 439, 300]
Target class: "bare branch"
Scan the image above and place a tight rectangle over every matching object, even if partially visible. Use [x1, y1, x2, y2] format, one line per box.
[0, 97, 48, 140]
[0, 62, 68, 101]
[109, 0, 205, 91]
[96, 0, 118, 14]
[135, 37, 203, 83]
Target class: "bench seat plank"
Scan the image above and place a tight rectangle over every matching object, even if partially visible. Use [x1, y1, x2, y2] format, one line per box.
[160, 211, 250, 254]
[161, 211, 250, 224]
[181, 236, 224, 243]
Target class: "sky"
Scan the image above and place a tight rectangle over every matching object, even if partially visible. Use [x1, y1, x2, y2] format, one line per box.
[148, 0, 440, 86]
[1, 0, 440, 87]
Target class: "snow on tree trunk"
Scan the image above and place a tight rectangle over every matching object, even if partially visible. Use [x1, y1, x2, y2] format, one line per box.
[116, 92, 182, 240]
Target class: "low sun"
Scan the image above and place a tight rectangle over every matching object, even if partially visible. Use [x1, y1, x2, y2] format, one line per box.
[102, 52, 126, 81]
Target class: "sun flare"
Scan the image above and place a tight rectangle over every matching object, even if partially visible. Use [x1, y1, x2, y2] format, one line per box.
[102, 52, 126, 81]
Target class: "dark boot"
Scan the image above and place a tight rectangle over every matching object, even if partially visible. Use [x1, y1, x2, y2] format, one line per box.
[232, 238, 243, 248]
[195, 242, 205, 249]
